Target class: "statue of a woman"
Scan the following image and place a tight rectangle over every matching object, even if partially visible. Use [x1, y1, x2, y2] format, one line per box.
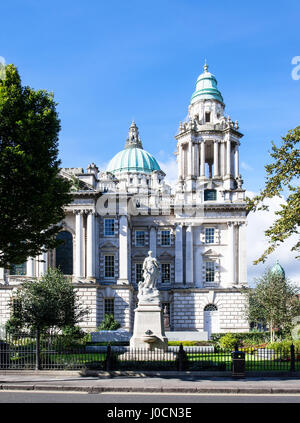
[137, 251, 160, 303]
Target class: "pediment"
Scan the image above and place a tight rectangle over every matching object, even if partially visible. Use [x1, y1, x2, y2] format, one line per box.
[202, 249, 221, 257]
[158, 251, 174, 259]
[100, 241, 118, 249]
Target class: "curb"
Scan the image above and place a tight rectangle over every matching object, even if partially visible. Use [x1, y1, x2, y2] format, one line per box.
[1, 384, 300, 395]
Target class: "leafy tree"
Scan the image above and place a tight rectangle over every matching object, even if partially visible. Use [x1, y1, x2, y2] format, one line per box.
[243, 269, 300, 343]
[0, 64, 71, 268]
[98, 314, 121, 331]
[6, 267, 89, 368]
[246, 126, 300, 264]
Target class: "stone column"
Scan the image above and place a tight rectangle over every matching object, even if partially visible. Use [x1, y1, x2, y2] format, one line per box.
[200, 141, 206, 177]
[185, 225, 193, 285]
[213, 140, 219, 177]
[187, 142, 193, 177]
[194, 143, 199, 177]
[175, 224, 183, 284]
[86, 211, 96, 279]
[149, 226, 157, 258]
[234, 145, 239, 178]
[227, 222, 235, 286]
[118, 215, 129, 283]
[220, 142, 225, 176]
[26, 258, 35, 278]
[38, 252, 48, 277]
[226, 138, 231, 176]
[178, 144, 183, 179]
[75, 210, 84, 279]
[238, 222, 247, 285]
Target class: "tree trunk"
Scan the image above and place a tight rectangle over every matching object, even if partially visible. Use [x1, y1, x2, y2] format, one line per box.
[36, 326, 41, 371]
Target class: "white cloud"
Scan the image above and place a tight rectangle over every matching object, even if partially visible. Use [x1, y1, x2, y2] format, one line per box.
[241, 161, 253, 171]
[246, 191, 299, 287]
[158, 156, 178, 190]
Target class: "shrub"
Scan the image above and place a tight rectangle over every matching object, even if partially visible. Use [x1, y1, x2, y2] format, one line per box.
[218, 333, 240, 350]
[97, 314, 121, 331]
[267, 340, 300, 352]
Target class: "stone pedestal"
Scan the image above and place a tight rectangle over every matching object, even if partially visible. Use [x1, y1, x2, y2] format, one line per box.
[130, 302, 168, 351]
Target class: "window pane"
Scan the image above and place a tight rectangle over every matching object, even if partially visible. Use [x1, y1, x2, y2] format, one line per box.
[104, 219, 115, 236]
[135, 231, 145, 247]
[205, 228, 215, 244]
[104, 299, 114, 317]
[10, 263, 26, 275]
[161, 263, 170, 283]
[56, 231, 73, 275]
[204, 189, 217, 201]
[205, 261, 215, 282]
[161, 230, 171, 246]
[135, 263, 143, 282]
[105, 255, 115, 277]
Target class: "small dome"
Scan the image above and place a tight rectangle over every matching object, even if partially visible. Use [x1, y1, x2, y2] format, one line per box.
[106, 122, 161, 175]
[106, 147, 161, 175]
[271, 261, 285, 278]
[190, 63, 224, 104]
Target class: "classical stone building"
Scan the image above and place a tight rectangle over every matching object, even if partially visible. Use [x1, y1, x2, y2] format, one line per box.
[0, 65, 249, 337]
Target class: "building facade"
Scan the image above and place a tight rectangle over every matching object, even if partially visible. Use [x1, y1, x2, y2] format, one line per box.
[0, 65, 249, 337]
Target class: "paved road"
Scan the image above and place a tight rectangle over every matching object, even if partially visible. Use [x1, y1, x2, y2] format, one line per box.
[1, 390, 300, 403]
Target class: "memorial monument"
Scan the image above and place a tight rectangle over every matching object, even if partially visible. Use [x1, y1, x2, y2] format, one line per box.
[130, 251, 168, 350]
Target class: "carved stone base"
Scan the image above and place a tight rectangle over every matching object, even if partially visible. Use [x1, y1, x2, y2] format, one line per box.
[130, 303, 168, 351]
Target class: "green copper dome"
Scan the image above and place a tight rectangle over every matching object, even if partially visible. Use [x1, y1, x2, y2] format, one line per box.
[271, 261, 285, 278]
[106, 122, 161, 175]
[191, 63, 224, 104]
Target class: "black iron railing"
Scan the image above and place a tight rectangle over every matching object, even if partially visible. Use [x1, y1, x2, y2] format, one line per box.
[0, 334, 299, 373]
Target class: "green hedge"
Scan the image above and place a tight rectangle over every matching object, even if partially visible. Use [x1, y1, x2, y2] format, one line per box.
[211, 332, 269, 345]
[168, 341, 213, 346]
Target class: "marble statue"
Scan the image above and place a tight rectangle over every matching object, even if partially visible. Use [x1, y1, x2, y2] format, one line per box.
[137, 251, 160, 303]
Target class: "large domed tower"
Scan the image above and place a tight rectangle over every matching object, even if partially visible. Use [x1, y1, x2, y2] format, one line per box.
[105, 121, 167, 194]
[175, 63, 243, 194]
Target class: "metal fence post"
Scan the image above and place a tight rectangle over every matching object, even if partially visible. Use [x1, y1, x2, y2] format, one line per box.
[290, 344, 295, 372]
[177, 343, 187, 371]
[105, 344, 112, 371]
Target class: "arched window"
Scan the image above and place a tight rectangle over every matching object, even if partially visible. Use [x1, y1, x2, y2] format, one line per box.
[204, 304, 219, 338]
[55, 231, 73, 275]
[204, 304, 218, 312]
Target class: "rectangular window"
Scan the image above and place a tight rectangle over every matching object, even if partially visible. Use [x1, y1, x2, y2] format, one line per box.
[135, 263, 143, 283]
[204, 189, 217, 201]
[205, 261, 215, 283]
[104, 298, 114, 317]
[135, 230, 145, 247]
[161, 263, 171, 284]
[9, 263, 26, 276]
[161, 230, 171, 246]
[205, 228, 215, 244]
[205, 112, 211, 123]
[104, 219, 115, 236]
[104, 255, 115, 278]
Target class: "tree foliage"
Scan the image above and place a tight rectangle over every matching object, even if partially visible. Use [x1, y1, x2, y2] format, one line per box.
[98, 314, 121, 331]
[0, 64, 71, 268]
[243, 269, 300, 342]
[6, 267, 89, 333]
[246, 126, 300, 264]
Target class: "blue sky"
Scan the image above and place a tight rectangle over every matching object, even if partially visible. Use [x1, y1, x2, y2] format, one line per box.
[1, 0, 299, 282]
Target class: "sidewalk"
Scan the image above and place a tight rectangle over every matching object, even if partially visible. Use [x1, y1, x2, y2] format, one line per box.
[0, 371, 300, 394]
